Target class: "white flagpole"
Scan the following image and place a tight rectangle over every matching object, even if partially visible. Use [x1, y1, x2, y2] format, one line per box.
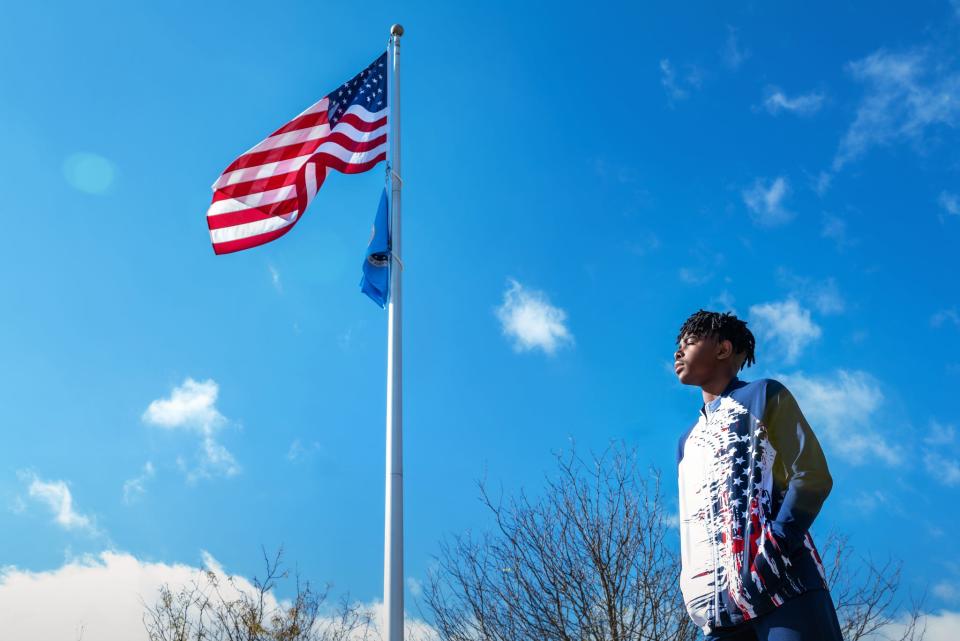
[384, 22, 404, 641]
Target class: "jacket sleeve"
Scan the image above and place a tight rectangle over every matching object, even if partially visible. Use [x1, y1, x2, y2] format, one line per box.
[763, 381, 833, 555]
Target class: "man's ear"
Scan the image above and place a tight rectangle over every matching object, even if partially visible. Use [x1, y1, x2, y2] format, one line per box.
[717, 339, 734, 361]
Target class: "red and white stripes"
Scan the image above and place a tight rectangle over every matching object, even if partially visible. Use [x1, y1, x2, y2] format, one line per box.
[206, 97, 387, 254]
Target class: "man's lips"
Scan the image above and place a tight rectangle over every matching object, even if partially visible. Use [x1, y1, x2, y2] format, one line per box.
[674, 362, 685, 373]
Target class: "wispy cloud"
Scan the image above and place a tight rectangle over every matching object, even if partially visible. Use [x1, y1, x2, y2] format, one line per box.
[924, 451, 960, 486]
[925, 420, 956, 446]
[659, 59, 702, 102]
[722, 26, 749, 70]
[287, 438, 321, 462]
[813, 171, 832, 196]
[939, 191, 960, 218]
[749, 299, 821, 363]
[834, 48, 960, 170]
[625, 231, 661, 256]
[934, 580, 960, 603]
[593, 158, 639, 184]
[762, 87, 825, 116]
[844, 489, 889, 515]
[709, 290, 736, 314]
[923, 420, 960, 487]
[778, 370, 901, 466]
[496, 279, 573, 355]
[777, 370, 903, 465]
[678, 246, 724, 287]
[122, 462, 155, 505]
[143, 378, 240, 480]
[678, 267, 713, 285]
[876, 608, 960, 641]
[776, 269, 846, 315]
[742, 176, 794, 226]
[932, 308, 960, 329]
[268, 264, 282, 293]
[21, 473, 97, 534]
[821, 213, 854, 249]
[407, 576, 423, 598]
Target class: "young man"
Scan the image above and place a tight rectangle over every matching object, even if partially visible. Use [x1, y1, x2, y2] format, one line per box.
[674, 310, 843, 641]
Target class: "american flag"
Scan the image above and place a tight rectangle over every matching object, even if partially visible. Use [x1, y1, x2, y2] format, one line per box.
[206, 53, 388, 254]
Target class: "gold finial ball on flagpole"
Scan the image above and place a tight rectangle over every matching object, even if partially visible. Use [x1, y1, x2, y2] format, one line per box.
[391, 24, 404, 37]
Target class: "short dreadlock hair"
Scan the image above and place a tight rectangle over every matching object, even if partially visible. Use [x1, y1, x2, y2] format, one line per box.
[676, 310, 756, 371]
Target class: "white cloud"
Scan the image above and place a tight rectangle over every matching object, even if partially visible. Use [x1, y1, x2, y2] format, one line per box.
[9, 495, 26, 514]
[777, 370, 901, 466]
[0, 552, 274, 641]
[268, 264, 282, 292]
[742, 176, 794, 226]
[939, 191, 960, 217]
[21, 473, 97, 534]
[287, 438, 321, 462]
[924, 610, 960, 641]
[406, 576, 423, 598]
[762, 87, 825, 116]
[143, 378, 239, 480]
[869, 609, 960, 641]
[722, 26, 749, 70]
[821, 212, 854, 249]
[0, 551, 438, 641]
[593, 158, 640, 184]
[834, 49, 960, 170]
[932, 308, 960, 328]
[809, 281, 845, 315]
[625, 231, 661, 256]
[924, 451, 960, 486]
[934, 580, 960, 603]
[122, 462, 155, 505]
[143, 378, 225, 433]
[660, 59, 685, 100]
[844, 489, 888, 515]
[749, 299, 821, 363]
[709, 290, 736, 314]
[777, 269, 846, 315]
[496, 279, 573, 355]
[659, 59, 702, 102]
[925, 421, 957, 446]
[678, 266, 713, 285]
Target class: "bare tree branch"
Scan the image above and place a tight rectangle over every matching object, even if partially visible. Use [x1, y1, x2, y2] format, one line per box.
[424, 443, 699, 641]
[423, 443, 925, 641]
[143, 548, 378, 641]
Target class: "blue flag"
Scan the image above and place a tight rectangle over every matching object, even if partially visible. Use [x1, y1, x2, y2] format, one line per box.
[360, 189, 391, 307]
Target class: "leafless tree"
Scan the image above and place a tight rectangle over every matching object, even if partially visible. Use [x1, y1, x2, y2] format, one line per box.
[423, 443, 928, 641]
[424, 444, 699, 641]
[819, 531, 927, 641]
[143, 547, 378, 641]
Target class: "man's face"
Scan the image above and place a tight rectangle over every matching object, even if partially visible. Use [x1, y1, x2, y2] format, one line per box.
[674, 333, 722, 386]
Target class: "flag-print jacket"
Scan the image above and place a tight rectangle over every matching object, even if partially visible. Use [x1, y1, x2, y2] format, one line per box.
[676, 377, 832, 636]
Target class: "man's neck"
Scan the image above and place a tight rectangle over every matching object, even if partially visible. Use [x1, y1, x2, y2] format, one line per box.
[701, 372, 737, 404]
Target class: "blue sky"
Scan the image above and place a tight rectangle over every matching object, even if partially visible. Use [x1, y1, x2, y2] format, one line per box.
[2, 1, 960, 638]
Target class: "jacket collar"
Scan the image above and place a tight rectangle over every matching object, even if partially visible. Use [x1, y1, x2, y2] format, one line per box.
[700, 376, 743, 417]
